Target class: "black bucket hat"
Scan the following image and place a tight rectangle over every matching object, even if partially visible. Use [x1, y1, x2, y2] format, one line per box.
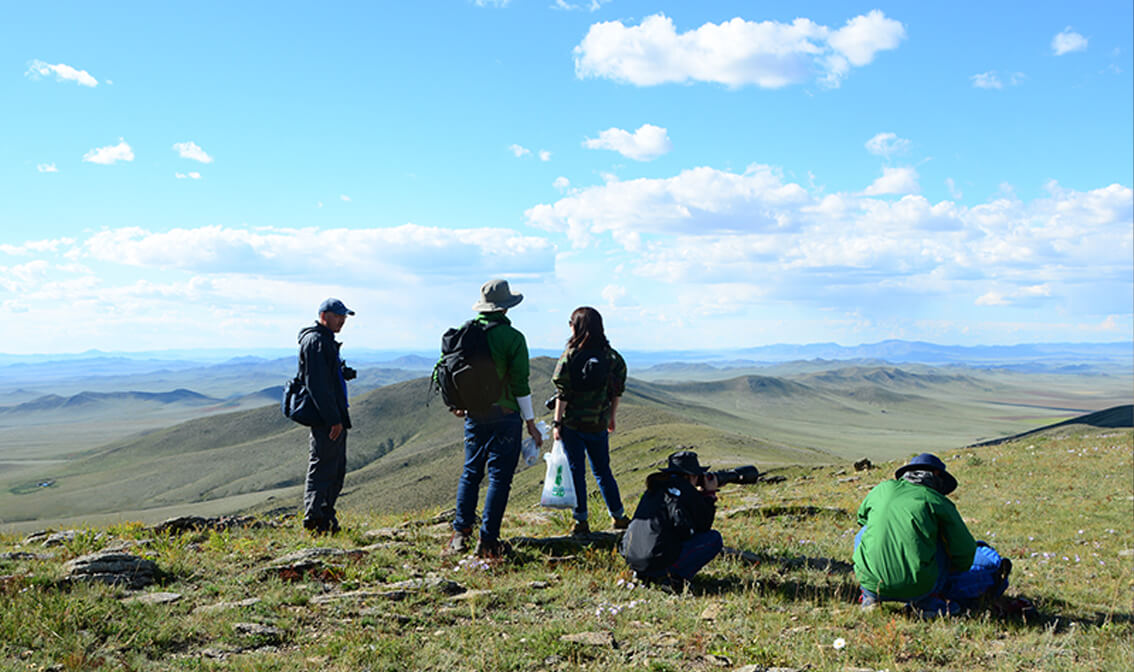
[895, 453, 957, 495]
[662, 450, 710, 476]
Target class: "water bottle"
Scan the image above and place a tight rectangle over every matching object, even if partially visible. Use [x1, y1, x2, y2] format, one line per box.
[521, 420, 550, 468]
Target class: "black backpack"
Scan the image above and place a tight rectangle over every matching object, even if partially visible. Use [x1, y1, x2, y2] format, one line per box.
[281, 375, 320, 426]
[432, 320, 502, 414]
[568, 347, 612, 393]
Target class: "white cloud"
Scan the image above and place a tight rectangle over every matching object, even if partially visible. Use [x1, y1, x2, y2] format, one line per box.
[37, 163, 59, 173]
[553, 0, 611, 11]
[81, 224, 556, 280]
[509, 144, 531, 158]
[601, 283, 628, 306]
[172, 141, 214, 164]
[971, 71, 1002, 89]
[1052, 28, 1087, 55]
[863, 166, 920, 196]
[175, 172, 202, 180]
[976, 284, 1051, 307]
[474, 0, 510, 6]
[553, 176, 571, 191]
[945, 178, 962, 200]
[82, 139, 134, 165]
[340, 194, 351, 202]
[25, 60, 98, 87]
[583, 124, 673, 161]
[573, 11, 905, 89]
[539, 150, 552, 162]
[864, 132, 910, 159]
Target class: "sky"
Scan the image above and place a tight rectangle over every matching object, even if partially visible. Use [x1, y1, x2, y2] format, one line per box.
[1, 0, 1131, 354]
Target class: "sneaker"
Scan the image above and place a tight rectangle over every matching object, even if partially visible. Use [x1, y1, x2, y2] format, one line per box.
[475, 537, 511, 559]
[860, 592, 879, 610]
[571, 519, 591, 536]
[611, 515, 631, 530]
[444, 527, 472, 556]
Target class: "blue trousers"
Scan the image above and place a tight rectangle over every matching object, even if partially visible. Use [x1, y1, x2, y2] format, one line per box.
[454, 410, 521, 544]
[640, 530, 724, 581]
[560, 426, 625, 522]
[855, 527, 1008, 615]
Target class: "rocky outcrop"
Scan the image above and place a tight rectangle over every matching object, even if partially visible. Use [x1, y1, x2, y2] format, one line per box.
[62, 551, 158, 589]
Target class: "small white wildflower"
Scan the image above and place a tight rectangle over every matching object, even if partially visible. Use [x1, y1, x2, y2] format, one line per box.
[833, 637, 847, 650]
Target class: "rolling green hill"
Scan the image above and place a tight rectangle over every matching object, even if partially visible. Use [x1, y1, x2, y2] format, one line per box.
[1, 359, 1128, 530]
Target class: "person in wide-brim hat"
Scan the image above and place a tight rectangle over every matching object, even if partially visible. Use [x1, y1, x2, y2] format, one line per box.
[473, 279, 523, 312]
[894, 452, 958, 495]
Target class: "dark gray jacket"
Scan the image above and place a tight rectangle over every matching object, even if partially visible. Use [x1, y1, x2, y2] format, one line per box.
[620, 473, 716, 574]
[298, 323, 351, 429]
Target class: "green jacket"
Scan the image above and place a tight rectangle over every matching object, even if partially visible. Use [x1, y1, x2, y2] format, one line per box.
[475, 312, 531, 413]
[853, 478, 977, 599]
[551, 346, 627, 431]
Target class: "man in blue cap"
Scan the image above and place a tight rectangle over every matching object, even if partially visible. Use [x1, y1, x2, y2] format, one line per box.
[853, 453, 1012, 615]
[297, 298, 357, 534]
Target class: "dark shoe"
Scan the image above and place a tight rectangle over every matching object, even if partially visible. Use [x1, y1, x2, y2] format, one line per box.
[329, 515, 341, 535]
[303, 518, 329, 535]
[444, 527, 473, 556]
[991, 596, 1036, 618]
[571, 519, 591, 536]
[474, 537, 511, 559]
[611, 515, 631, 530]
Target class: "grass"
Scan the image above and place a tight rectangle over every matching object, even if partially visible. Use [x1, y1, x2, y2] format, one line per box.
[1, 423, 1130, 670]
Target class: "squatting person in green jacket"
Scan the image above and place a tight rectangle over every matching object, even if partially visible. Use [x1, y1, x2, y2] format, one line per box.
[853, 453, 1012, 616]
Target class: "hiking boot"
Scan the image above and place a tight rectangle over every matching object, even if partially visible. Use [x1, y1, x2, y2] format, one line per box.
[303, 518, 330, 535]
[474, 537, 511, 559]
[611, 515, 631, 530]
[571, 519, 591, 536]
[444, 527, 473, 556]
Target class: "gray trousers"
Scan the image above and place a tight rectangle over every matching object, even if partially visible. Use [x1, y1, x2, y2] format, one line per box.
[303, 426, 347, 525]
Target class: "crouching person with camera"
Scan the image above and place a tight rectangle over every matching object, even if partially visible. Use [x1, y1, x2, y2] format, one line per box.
[619, 450, 723, 592]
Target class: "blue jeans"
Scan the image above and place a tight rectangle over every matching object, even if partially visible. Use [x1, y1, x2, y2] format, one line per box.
[454, 409, 521, 544]
[560, 426, 625, 522]
[639, 530, 724, 581]
[855, 526, 1007, 616]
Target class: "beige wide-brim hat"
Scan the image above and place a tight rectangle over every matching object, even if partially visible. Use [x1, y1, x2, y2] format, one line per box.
[472, 278, 523, 312]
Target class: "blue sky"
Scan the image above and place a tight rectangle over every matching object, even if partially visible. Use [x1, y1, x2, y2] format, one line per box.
[1, 0, 1131, 354]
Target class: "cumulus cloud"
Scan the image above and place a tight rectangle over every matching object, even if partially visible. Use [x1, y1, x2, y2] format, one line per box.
[573, 11, 905, 88]
[37, 163, 59, 173]
[1052, 27, 1087, 55]
[863, 166, 920, 196]
[971, 71, 1002, 89]
[539, 150, 552, 162]
[82, 139, 134, 165]
[172, 141, 214, 163]
[584, 124, 673, 161]
[509, 144, 531, 158]
[976, 284, 1051, 307]
[81, 224, 556, 280]
[25, 60, 98, 87]
[865, 132, 909, 158]
[175, 172, 202, 180]
[553, 176, 570, 191]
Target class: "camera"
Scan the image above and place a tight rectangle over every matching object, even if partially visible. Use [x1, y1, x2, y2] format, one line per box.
[544, 391, 559, 411]
[341, 363, 358, 381]
[705, 465, 760, 486]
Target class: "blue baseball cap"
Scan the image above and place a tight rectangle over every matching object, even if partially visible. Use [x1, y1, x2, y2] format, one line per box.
[318, 298, 355, 316]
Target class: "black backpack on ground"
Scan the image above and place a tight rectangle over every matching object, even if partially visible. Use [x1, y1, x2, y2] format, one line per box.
[567, 347, 612, 393]
[432, 320, 502, 414]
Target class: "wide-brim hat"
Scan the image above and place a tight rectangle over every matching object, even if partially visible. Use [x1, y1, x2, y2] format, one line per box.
[472, 278, 523, 312]
[895, 453, 957, 495]
[662, 450, 710, 476]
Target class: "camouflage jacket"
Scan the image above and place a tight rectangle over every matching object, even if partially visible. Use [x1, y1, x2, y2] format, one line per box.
[551, 346, 627, 432]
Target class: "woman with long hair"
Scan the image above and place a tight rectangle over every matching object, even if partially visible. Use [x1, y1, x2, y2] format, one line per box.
[551, 306, 630, 535]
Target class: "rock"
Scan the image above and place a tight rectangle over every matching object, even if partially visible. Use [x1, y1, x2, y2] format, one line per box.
[102, 539, 152, 553]
[383, 577, 465, 595]
[232, 622, 284, 643]
[704, 653, 731, 666]
[122, 591, 182, 605]
[152, 515, 264, 535]
[699, 603, 722, 620]
[761, 475, 787, 484]
[43, 530, 83, 547]
[833, 469, 848, 476]
[361, 527, 403, 541]
[311, 590, 397, 605]
[837, 476, 860, 484]
[560, 631, 616, 647]
[262, 547, 367, 581]
[529, 580, 550, 589]
[193, 598, 261, 614]
[1118, 549, 1133, 557]
[854, 458, 874, 471]
[0, 551, 53, 561]
[22, 530, 50, 544]
[448, 589, 492, 602]
[62, 551, 157, 589]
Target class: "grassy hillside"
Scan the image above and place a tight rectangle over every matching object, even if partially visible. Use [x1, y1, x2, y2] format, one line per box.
[2, 360, 1128, 529]
[0, 424, 1129, 671]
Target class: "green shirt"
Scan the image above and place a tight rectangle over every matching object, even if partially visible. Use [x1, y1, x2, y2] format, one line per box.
[551, 346, 627, 431]
[474, 312, 531, 412]
[853, 478, 977, 599]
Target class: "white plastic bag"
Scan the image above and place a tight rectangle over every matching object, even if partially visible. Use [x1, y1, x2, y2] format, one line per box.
[519, 421, 550, 470]
[539, 438, 577, 509]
